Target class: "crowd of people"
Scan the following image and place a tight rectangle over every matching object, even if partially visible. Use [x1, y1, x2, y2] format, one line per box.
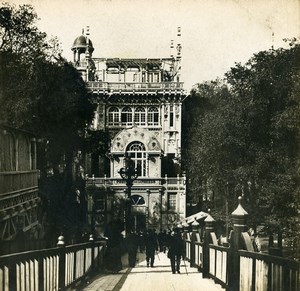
[103, 223, 185, 274]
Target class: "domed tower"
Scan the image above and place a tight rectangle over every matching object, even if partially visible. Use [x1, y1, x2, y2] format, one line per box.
[71, 28, 95, 81]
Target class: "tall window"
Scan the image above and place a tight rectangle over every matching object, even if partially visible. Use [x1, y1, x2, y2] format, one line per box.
[108, 107, 120, 126]
[127, 142, 147, 177]
[168, 193, 177, 211]
[169, 105, 174, 127]
[134, 107, 146, 126]
[121, 106, 133, 126]
[148, 106, 159, 126]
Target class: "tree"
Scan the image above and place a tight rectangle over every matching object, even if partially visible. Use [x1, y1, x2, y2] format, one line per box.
[0, 3, 97, 242]
[183, 40, 300, 257]
[0, 3, 61, 62]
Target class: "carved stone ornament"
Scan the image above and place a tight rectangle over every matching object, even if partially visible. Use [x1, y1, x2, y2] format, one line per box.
[111, 126, 161, 153]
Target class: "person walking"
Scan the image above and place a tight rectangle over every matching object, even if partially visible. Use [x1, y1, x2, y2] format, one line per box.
[104, 220, 124, 273]
[168, 227, 184, 274]
[145, 229, 158, 267]
[125, 231, 139, 267]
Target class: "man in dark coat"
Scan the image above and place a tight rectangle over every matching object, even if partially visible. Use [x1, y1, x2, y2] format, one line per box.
[104, 221, 123, 273]
[145, 229, 158, 267]
[168, 227, 184, 274]
[126, 231, 139, 267]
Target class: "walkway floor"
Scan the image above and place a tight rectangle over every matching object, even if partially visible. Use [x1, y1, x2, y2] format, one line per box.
[79, 251, 224, 291]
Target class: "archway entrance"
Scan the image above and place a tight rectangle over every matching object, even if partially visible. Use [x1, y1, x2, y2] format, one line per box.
[131, 195, 146, 232]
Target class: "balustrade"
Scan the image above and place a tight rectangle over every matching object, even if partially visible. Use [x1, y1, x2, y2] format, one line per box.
[239, 250, 299, 291]
[0, 238, 106, 291]
[183, 197, 300, 291]
[86, 81, 184, 93]
[86, 176, 185, 190]
[209, 244, 229, 288]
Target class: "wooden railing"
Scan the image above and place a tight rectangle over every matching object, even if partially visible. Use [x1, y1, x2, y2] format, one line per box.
[194, 240, 203, 270]
[185, 232, 191, 262]
[209, 244, 228, 288]
[239, 250, 300, 291]
[0, 170, 39, 195]
[185, 235, 300, 291]
[0, 239, 106, 291]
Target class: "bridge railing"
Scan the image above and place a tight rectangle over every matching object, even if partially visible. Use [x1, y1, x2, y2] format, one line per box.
[0, 237, 106, 291]
[209, 244, 229, 288]
[194, 240, 203, 270]
[184, 198, 300, 291]
[184, 232, 191, 261]
[239, 250, 299, 291]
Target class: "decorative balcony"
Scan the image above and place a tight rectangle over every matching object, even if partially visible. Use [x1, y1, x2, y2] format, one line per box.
[86, 175, 186, 191]
[86, 81, 185, 95]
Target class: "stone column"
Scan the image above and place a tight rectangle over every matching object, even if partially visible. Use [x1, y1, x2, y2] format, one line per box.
[202, 210, 215, 278]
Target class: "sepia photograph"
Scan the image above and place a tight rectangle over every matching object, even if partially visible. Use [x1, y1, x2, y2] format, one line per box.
[0, 0, 299, 290]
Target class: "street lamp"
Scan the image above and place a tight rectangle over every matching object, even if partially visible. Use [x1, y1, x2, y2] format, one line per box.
[119, 153, 139, 235]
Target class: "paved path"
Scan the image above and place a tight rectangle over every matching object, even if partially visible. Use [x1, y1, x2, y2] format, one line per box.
[79, 252, 224, 291]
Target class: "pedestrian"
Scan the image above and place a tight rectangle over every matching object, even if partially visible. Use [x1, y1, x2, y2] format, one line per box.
[167, 227, 184, 274]
[161, 229, 168, 253]
[125, 231, 139, 267]
[104, 220, 123, 273]
[145, 229, 158, 267]
[138, 230, 145, 253]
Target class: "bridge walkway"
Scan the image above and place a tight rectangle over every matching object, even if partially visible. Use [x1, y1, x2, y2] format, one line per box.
[79, 251, 224, 291]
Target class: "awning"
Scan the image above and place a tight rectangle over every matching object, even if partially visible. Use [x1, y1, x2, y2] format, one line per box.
[182, 211, 208, 224]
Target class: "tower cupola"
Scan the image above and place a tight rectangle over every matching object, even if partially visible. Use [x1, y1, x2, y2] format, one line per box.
[71, 28, 95, 81]
[71, 35, 94, 55]
[71, 27, 94, 64]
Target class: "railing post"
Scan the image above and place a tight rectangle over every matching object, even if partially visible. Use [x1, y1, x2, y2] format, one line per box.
[89, 234, 95, 270]
[190, 218, 199, 267]
[202, 210, 215, 278]
[228, 196, 248, 291]
[38, 255, 44, 291]
[182, 219, 189, 238]
[57, 235, 66, 291]
[8, 262, 17, 291]
[182, 219, 189, 259]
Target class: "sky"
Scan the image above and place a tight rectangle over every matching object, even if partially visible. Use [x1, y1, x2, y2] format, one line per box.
[8, 0, 300, 91]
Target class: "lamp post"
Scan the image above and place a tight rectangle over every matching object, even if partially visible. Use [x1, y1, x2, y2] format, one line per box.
[119, 153, 139, 235]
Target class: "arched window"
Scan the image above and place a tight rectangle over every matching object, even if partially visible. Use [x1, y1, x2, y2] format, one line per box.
[134, 106, 146, 126]
[126, 142, 147, 177]
[148, 106, 159, 126]
[108, 107, 120, 126]
[121, 106, 133, 126]
[131, 195, 146, 205]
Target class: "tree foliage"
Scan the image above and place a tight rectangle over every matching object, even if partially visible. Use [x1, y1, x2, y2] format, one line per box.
[183, 40, 300, 257]
[0, 2, 95, 173]
[0, 2, 61, 61]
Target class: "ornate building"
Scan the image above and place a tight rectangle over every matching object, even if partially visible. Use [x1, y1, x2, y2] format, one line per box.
[72, 28, 187, 234]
